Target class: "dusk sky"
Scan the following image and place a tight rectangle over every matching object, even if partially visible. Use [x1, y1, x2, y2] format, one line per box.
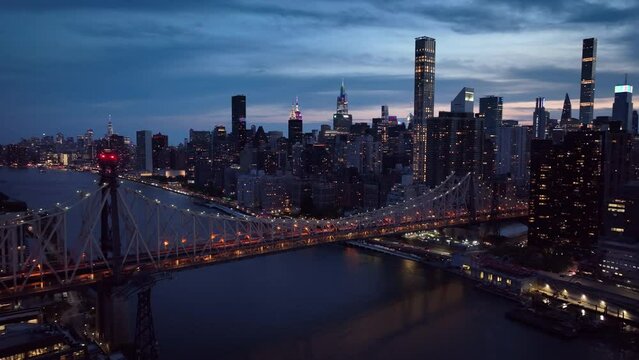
[1, 0, 637, 144]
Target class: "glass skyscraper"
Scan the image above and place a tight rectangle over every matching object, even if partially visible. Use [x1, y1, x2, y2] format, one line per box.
[412, 36, 436, 184]
[579, 38, 597, 125]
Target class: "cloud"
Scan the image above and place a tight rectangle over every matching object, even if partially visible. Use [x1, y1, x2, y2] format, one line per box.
[0, 0, 637, 144]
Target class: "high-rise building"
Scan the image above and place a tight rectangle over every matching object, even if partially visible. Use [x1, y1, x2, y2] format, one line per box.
[450, 87, 474, 113]
[532, 97, 549, 139]
[633, 110, 639, 135]
[414, 36, 436, 123]
[496, 122, 531, 186]
[612, 81, 633, 132]
[381, 105, 389, 120]
[424, 112, 484, 187]
[135, 130, 152, 172]
[151, 132, 169, 169]
[479, 96, 503, 137]
[560, 93, 572, 123]
[333, 81, 353, 132]
[232, 95, 247, 149]
[186, 129, 212, 184]
[579, 38, 597, 125]
[288, 97, 303, 148]
[528, 130, 605, 251]
[412, 36, 436, 184]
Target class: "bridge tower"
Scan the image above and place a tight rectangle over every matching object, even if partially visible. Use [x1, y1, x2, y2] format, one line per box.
[96, 149, 159, 359]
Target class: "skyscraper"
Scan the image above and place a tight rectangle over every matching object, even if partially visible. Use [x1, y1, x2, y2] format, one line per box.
[579, 38, 597, 125]
[288, 97, 303, 148]
[612, 80, 633, 132]
[412, 36, 436, 184]
[414, 36, 436, 123]
[232, 95, 247, 149]
[479, 95, 503, 137]
[533, 97, 549, 139]
[135, 130, 152, 172]
[561, 93, 572, 123]
[450, 87, 474, 113]
[332, 81, 353, 132]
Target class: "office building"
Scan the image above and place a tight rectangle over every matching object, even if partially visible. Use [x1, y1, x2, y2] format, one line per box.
[232, 95, 247, 149]
[151, 132, 169, 170]
[288, 97, 303, 148]
[414, 36, 436, 123]
[532, 97, 549, 139]
[612, 81, 633, 132]
[496, 123, 531, 186]
[450, 87, 474, 113]
[186, 129, 212, 184]
[560, 93, 572, 124]
[479, 95, 503, 137]
[579, 38, 597, 124]
[135, 130, 152, 172]
[332, 81, 353, 132]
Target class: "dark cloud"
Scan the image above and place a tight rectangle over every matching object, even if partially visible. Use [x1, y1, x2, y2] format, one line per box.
[0, 0, 637, 143]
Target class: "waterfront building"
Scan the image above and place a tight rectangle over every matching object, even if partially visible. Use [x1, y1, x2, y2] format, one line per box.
[135, 130, 152, 172]
[450, 87, 474, 113]
[528, 130, 605, 251]
[332, 81, 353, 132]
[151, 132, 169, 170]
[599, 182, 639, 288]
[612, 81, 633, 132]
[186, 129, 212, 185]
[579, 38, 597, 124]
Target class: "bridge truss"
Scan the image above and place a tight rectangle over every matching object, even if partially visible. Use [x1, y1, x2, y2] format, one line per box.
[0, 172, 526, 300]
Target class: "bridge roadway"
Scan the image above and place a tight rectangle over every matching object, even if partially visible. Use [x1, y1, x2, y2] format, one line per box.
[0, 208, 527, 301]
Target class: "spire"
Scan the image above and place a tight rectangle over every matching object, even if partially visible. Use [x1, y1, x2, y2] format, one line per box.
[340, 78, 345, 95]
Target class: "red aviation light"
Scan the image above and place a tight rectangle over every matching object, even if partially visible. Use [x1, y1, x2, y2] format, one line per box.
[98, 150, 118, 163]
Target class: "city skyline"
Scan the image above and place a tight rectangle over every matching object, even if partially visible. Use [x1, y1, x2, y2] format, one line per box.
[1, 1, 637, 144]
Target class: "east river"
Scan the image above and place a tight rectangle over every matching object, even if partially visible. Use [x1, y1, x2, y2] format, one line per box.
[0, 167, 634, 360]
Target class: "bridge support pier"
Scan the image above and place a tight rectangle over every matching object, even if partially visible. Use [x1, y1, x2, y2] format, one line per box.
[135, 288, 159, 360]
[96, 284, 130, 352]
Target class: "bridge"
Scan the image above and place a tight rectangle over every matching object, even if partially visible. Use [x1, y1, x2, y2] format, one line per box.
[0, 153, 527, 357]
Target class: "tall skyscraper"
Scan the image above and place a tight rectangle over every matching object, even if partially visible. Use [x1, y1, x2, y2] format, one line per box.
[232, 95, 247, 149]
[561, 93, 572, 123]
[532, 97, 549, 139]
[612, 80, 633, 132]
[579, 38, 597, 125]
[412, 36, 436, 184]
[479, 95, 503, 137]
[450, 87, 474, 113]
[135, 130, 152, 172]
[414, 36, 436, 123]
[288, 97, 303, 148]
[332, 81, 353, 132]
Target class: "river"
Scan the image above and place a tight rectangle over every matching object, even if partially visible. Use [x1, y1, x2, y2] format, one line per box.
[0, 167, 633, 360]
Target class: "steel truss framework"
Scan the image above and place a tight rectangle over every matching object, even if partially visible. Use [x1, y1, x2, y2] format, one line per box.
[0, 173, 527, 300]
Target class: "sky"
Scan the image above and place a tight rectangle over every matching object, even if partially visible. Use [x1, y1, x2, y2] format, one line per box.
[0, 0, 637, 144]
